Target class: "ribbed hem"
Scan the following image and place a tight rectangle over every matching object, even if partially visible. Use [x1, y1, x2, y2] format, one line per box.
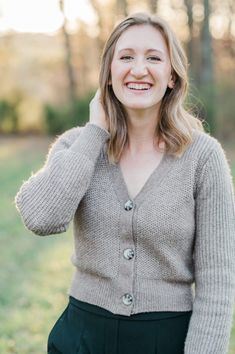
[68, 268, 194, 316]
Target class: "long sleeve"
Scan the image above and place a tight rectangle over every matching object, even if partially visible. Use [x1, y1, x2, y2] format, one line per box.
[184, 141, 235, 353]
[15, 123, 110, 236]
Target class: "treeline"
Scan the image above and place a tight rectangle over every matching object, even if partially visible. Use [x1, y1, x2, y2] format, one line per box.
[0, 0, 234, 138]
[0, 93, 94, 135]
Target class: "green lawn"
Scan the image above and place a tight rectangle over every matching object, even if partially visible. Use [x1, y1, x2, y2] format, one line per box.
[0, 135, 235, 354]
[0, 135, 74, 354]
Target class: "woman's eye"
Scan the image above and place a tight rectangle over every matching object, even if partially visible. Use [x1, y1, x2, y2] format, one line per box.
[120, 56, 133, 60]
[148, 56, 161, 61]
[120, 56, 161, 62]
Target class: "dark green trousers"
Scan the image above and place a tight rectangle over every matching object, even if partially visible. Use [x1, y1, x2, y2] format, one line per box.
[48, 296, 192, 354]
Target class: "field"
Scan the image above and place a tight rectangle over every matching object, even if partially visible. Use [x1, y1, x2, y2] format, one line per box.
[0, 134, 235, 354]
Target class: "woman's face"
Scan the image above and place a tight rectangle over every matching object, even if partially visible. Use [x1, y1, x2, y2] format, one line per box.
[110, 24, 174, 114]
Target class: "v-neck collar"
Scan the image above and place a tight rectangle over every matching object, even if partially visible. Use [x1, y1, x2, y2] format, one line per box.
[103, 143, 175, 207]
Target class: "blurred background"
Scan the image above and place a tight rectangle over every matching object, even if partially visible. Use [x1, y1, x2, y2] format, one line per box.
[0, 0, 235, 353]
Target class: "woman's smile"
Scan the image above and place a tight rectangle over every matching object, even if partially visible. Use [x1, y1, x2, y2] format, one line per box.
[124, 82, 154, 94]
[110, 24, 174, 114]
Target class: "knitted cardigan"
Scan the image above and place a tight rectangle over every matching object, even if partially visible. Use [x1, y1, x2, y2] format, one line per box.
[15, 123, 235, 353]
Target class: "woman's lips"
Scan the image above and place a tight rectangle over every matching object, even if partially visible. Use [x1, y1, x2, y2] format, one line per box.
[124, 83, 153, 93]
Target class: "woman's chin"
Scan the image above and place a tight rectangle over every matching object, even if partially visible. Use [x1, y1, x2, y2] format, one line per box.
[122, 102, 159, 112]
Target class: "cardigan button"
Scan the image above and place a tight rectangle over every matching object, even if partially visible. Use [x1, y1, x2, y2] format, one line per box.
[124, 200, 133, 211]
[122, 293, 133, 305]
[123, 248, 135, 260]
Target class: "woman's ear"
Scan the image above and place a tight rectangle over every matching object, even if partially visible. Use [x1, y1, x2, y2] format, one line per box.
[167, 75, 175, 89]
[168, 74, 175, 89]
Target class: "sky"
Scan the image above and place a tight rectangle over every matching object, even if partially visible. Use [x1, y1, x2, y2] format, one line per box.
[0, 0, 97, 33]
[0, 0, 234, 39]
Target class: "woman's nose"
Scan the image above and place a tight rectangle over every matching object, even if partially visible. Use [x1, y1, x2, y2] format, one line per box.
[130, 60, 148, 77]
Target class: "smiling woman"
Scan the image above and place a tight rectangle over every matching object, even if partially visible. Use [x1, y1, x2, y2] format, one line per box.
[99, 13, 204, 164]
[14, 11, 235, 354]
[110, 25, 174, 115]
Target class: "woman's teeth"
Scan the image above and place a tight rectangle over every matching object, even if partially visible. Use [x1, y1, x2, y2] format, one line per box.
[126, 83, 152, 90]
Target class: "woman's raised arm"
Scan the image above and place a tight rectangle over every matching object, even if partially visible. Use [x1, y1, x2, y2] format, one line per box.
[15, 123, 110, 236]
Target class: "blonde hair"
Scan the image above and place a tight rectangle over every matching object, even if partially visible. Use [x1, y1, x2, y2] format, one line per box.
[99, 12, 205, 163]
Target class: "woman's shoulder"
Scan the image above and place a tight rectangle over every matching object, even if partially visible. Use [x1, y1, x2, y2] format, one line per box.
[56, 126, 83, 143]
[192, 128, 221, 148]
[188, 128, 226, 164]
[191, 129, 234, 194]
[45, 126, 84, 161]
[48, 125, 84, 151]
[54, 123, 109, 146]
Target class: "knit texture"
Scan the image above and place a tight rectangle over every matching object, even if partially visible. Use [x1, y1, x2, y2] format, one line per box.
[15, 122, 235, 353]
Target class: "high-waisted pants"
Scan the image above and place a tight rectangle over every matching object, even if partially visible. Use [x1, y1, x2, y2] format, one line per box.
[47, 296, 192, 354]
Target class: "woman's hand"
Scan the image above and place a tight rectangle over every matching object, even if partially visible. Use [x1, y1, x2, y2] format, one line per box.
[89, 88, 109, 132]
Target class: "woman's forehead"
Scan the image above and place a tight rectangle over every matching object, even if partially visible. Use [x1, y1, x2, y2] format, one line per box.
[114, 25, 168, 54]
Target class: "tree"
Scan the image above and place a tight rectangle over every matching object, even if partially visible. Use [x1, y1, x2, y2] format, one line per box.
[116, 0, 128, 17]
[200, 0, 215, 133]
[59, 0, 76, 103]
[89, 0, 109, 53]
[184, 0, 194, 80]
[148, 0, 158, 14]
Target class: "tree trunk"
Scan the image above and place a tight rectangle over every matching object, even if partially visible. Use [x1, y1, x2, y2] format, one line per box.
[184, 0, 194, 81]
[148, 0, 158, 14]
[59, 0, 76, 103]
[116, 0, 128, 17]
[200, 0, 216, 134]
[89, 0, 106, 53]
[201, 0, 213, 86]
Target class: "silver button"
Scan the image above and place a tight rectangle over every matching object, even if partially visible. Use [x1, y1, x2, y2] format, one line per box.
[124, 200, 133, 211]
[123, 248, 134, 260]
[122, 293, 133, 305]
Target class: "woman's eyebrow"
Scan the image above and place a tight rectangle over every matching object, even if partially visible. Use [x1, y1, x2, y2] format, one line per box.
[117, 48, 164, 55]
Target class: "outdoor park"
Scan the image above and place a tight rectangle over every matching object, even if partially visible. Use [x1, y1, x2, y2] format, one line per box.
[0, 0, 235, 353]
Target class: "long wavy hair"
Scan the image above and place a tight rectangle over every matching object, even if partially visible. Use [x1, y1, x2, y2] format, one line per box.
[99, 12, 205, 164]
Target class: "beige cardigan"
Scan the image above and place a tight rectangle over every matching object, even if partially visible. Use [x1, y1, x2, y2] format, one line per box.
[15, 123, 235, 353]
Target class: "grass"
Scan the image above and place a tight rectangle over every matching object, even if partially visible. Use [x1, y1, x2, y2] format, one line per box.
[0, 134, 235, 354]
[0, 135, 74, 354]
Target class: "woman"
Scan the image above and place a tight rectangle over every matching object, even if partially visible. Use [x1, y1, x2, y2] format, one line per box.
[15, 12, 235, 354]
